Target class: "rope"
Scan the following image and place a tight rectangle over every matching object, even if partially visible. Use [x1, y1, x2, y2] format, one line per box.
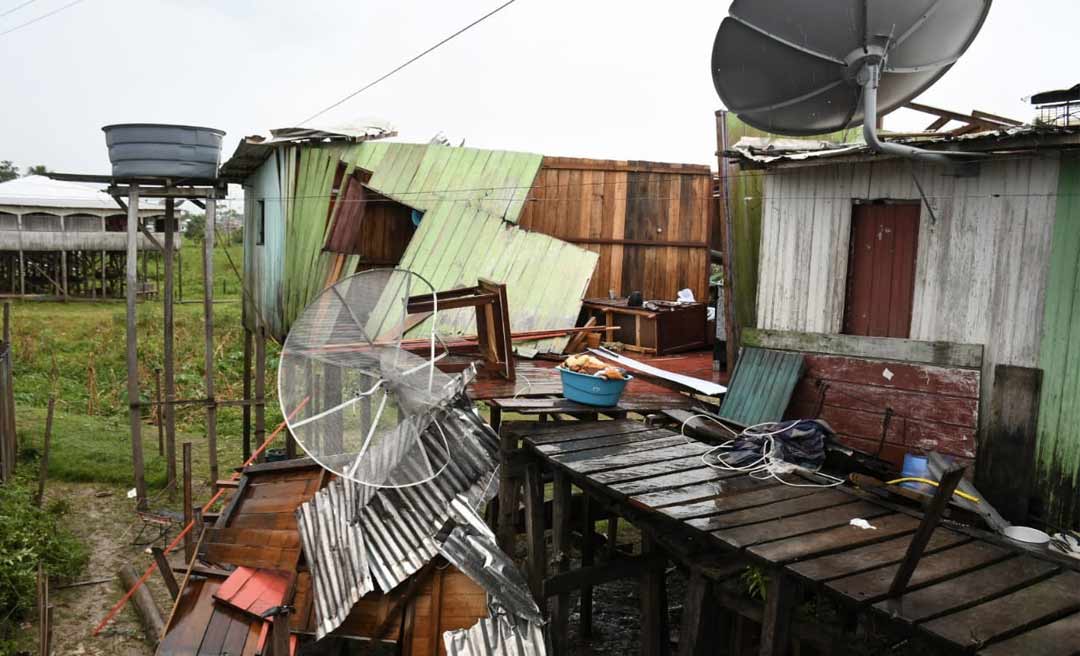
[91, 396, 309, 636]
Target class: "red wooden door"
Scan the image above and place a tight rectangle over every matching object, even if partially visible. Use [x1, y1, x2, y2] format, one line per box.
[842, 203, 920, 338]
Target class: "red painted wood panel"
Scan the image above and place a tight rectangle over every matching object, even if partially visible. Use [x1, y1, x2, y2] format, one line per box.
[843, 203, 920, 338]
[784, 353, 979, 467]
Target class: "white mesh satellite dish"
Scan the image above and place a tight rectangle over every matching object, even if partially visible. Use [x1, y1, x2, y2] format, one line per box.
[278, 268, 468, 488]
[712, 0, 992, 161]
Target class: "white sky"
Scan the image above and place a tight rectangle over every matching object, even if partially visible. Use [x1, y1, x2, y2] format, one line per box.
[1, 0, 1077, 176]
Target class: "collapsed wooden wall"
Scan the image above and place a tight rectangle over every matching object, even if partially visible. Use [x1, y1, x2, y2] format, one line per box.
[518, 157, 713, 303]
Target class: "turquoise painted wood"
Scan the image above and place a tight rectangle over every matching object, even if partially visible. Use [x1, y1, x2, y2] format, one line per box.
[719, 347, 805, 427]
[1035, 154, 1080, 528]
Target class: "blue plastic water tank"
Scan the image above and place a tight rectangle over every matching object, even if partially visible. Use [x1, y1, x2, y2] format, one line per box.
[102, 123, 225, 179]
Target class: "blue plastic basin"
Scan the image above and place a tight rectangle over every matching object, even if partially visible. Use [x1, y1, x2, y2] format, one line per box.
[559, 367, 632, 407]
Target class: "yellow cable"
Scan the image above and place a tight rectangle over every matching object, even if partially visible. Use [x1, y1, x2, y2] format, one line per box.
[885, 477, 980, 503]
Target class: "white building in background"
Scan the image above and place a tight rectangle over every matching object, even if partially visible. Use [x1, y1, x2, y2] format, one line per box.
[0, 175, 180, 299]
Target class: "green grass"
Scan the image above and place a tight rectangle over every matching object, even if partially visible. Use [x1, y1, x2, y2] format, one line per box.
[10, 240, 282, 491]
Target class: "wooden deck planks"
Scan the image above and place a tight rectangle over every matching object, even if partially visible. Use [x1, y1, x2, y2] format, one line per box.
[519, 417, 1080, 656]
[713, 501, 890, 549]
[825, 540, 1012, 605]
[659, 483, 811, 520]
[550, 434, 695, 464]
[611, 466, 737, 496]
[683, 489, 856, 532]
[788, 529, 969, 583]
[535, 428, 678, 455]
[874, 556, 1061, 625]
[976, 611, 1080, 656]
[748, 513, 921, 564]
[564, 442, 713, 475]
[918, 571, 1080, 649]
[588, 455, 713, 485]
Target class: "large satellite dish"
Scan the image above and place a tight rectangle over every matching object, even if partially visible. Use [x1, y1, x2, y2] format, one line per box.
[712, 0, 992, 160]
[279, 268, 467, 488]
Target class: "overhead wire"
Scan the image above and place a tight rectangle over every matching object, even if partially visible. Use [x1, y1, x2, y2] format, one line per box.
[297, 0, 521, 125]
[0, 0, 86, 37]
[0, 0, 37, 19]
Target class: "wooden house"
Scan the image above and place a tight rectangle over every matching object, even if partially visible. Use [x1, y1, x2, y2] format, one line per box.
[0, 175, 177, 298]
[219, 129, 714, 355]
[726, 124, 1080, 528]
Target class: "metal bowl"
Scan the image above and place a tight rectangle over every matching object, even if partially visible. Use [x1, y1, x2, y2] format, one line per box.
[1003, 525, 1051, 545]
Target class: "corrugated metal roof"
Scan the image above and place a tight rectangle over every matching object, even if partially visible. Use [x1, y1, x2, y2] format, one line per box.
[0, 175, 165, 212]
[394, 201, 598, 355]
[730, 125, 1080, 166]
[443, 615, 547, 656]
[296, 402, 500, 639]
[347, 142, 542, 223]
[243, 140, 598, 352]
[717, 347, 804, 427]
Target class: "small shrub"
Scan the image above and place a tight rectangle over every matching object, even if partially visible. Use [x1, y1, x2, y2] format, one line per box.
[0, 485, 88, 630]
[741, 565, 770, 602]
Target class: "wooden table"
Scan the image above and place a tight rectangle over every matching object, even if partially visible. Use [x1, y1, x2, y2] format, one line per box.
[506, 419, 1080, 656]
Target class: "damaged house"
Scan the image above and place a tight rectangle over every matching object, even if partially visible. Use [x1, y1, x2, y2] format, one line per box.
[725, 121, 1080, 529]
[146, 126, 716, 655]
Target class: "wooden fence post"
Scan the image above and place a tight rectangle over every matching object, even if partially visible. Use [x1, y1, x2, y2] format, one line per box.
[35, 397, 55, 507]
[183, 442, 193, 562]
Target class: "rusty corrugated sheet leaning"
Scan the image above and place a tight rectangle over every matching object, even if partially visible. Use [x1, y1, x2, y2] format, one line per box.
[296, 401, 502, 638]
[443, 615, 547, 656]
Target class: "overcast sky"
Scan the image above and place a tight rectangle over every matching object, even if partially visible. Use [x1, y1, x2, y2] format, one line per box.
[2, 0, 1078, 176]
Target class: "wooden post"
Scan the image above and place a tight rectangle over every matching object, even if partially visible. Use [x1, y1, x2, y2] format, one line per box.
[715, 110, 741, 370]
[202, 197, 218, 483]
[150, 547, 179, 599]
[254, 323, 266, 462]
[35, 397, 55, 507]
[163, 197, 177, 489]
[99, 250, 105, 298]
[678, 569, 719, 656]
[550, 471, 572, 653]
[607, 512, 620, 556]
[976, 365, 1042, 524]
[760, 572, 797, 656]
[580, 494, 595, 639]
[3, 301, 9, 345]
[118, 564, 165, 643]
[524, 461, 546, 600]
[17, 214, 24, 296]
[38, 564, 51, 656]
[496, 427, 520, 552]
[125, 185, 148, 509]
[242, 327, 253, 460]
[183, 442, 193, 562]
[640, 536, 669, 656]
[154, 368, 164, 457]
[888, 462, 966, 598]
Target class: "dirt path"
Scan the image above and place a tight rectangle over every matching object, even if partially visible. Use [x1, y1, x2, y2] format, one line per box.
[22, 482, 179, 656]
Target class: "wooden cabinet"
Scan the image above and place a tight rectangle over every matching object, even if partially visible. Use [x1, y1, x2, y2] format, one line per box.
[582, 298, 708, 356]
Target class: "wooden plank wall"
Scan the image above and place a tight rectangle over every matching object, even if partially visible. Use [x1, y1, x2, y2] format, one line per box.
[1035, 154, 1080, 529]
[517, 157, 713, 303]
[747, 329, 983, 468]
[785, 352, 980, 467]
[755, 155, 1061, 469]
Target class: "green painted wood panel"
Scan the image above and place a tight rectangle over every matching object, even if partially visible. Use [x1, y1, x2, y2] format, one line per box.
[243, 140, 595, 353]
[1035, 154, 1080, 528]
[718, 346, 805, 427]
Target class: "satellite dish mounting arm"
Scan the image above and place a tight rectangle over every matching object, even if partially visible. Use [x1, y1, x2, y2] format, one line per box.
[859, 62, 956, 164]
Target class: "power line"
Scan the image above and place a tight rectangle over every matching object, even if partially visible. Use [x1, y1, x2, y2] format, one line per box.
[0, 0, 37, 19]
[0, 0, 86, 37]
[297, 0, 521, 126]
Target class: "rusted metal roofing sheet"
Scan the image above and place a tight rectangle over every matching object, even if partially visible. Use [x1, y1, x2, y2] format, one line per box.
[296, 405, 500, 638]
[403, 202, 597, 355]
[717, 347, 805, 427]
[346, 142, 542, 223]
[443, 615, 547, 656]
